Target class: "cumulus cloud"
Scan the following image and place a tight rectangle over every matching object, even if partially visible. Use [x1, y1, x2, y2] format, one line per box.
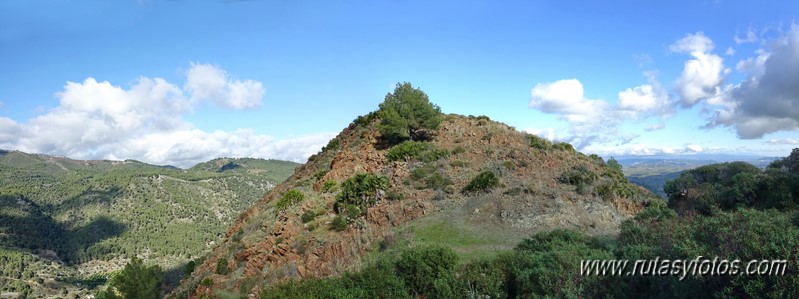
[185, 63, 265, 109]
[5, 63, 333, 168]
[704, 25, 799, 138]
[528, 76, 673, 149]
[670, 32, 728, 107]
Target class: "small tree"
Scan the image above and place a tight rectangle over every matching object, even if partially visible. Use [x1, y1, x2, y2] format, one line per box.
[607, 157, 622, 173]
[378, 82, 442, 143]
[97, 256, 163, 299]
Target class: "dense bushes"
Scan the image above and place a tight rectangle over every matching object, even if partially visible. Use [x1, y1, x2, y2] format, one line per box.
[559, 165, 597, 186]
[386, 140, 428, 161]
[560, 165, 604, 195]
[261, 206, 799, 298]
[462, 171, 500, 194]
[321, 180, 337, 193]
[664, 161, 799, 213]
[395, 246, 459, 296]
[337, 173, 389, 209]
[261, 258, 407, 299]
[526, 134, 551, 150]
[386, 141, 449, 162]
[333, 173, 390, 229]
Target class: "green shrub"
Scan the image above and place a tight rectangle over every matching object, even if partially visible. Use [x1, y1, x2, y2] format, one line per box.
[337, 173, 389, 213]
[352, 111, 377, 127]
[301, 210, 317, 224]
[450, 160, 469, 168]
[200, 277, 213, 287]
[275, 189, 304, 210]
[396, 246, 459, 296]
[526, 134, 551, 150]
[344, 204, 363, 221]
[411, 163, 435, 180]
[386, 141, 430, 161]
[552, 141, 575, 151]
[314, 170, 328, 181]
[559, 165, 597, 186]
[386, 189, 404, 201]
[506, 229, 613, 298]
[260, 258, 408, 299]
[462, 171, 500, 194]
[330, 215, 347, 232]
[452, 145, 466, 155]
[321, 180, 337, 193]
[184, 260, 197, 276]
[321, 138, 340, 152]
[502, 160, 515, 170]
[424, 172, 453, 191]
[419, 148, 450, 163]
[215, 258, 229, 275]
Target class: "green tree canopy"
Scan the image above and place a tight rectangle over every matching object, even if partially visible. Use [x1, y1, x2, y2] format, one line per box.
[606, 157, 622, 173]
[378, 82, 442, 143]
[97, 256, 163, 299]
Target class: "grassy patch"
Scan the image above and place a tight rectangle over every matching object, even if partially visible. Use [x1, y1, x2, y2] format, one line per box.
[412, 221, 510, 262]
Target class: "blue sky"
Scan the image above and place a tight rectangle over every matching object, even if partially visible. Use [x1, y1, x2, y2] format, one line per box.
[1, 0, 798, 167]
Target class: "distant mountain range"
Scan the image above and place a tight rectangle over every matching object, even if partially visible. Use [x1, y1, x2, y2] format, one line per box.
[616, 154, 780, 198]
[0, 150, 298, 297]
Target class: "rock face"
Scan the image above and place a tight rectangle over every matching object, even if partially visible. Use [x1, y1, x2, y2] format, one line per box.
[172, 114, 655, 298]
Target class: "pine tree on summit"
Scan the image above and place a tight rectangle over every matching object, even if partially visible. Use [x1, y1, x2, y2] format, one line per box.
[378, 82, 442, 144]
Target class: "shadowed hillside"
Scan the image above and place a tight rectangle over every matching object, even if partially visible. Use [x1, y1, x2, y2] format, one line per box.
[0, 153, 298, 297]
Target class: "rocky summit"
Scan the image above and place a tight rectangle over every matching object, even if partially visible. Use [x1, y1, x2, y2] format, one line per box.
[174, 90, 656, 298]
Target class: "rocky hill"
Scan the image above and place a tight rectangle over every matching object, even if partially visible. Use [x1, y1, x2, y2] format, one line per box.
[174, 89, 657, 297]
[0, 152, 298, 297]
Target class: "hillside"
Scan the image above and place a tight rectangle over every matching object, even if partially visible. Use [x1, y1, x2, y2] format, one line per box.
[0, 152, 298, 297]
[174, 85, 658, 298]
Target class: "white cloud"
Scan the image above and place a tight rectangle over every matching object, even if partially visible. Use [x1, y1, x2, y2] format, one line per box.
[670, 32, 728, 107]
[0, 117, 22, 147]
[528, 75, 673, 149]
[644, 123, 665, 131]
[4, 63, 333, 168]
[734, 28, 759, 44]
[685, 144, 704, 152]
[670, 32, 715, 53]
[705, 25, 799, 138]
[618, 85, 658, 112]
[725, 47, 735, 56]
[185, 63, 265, 110]
[529, 79, 607, 116]
[766, 138, 799, 145]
